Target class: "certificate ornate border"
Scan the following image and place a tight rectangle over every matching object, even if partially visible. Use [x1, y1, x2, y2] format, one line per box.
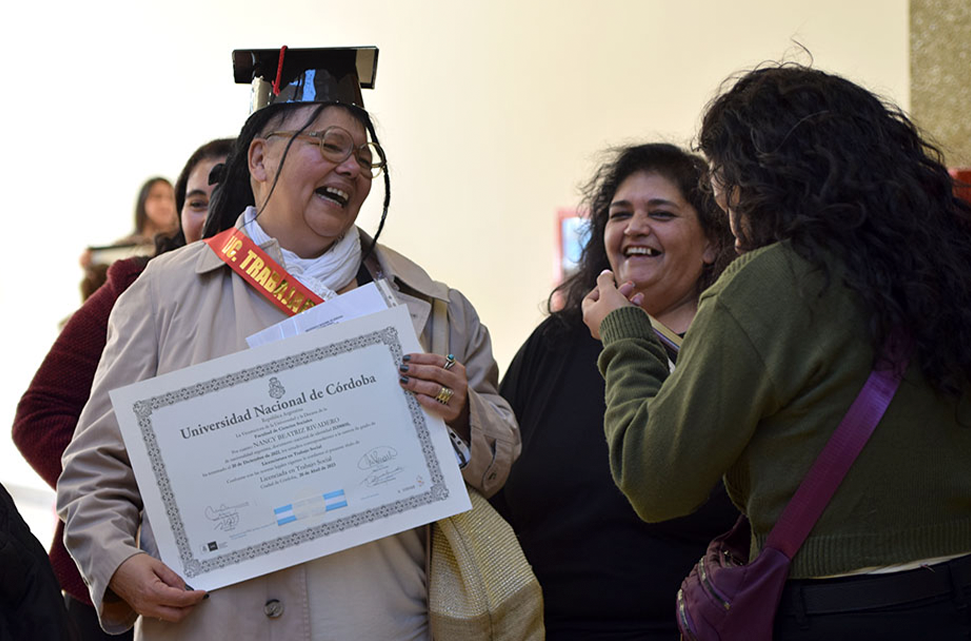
[129, 326, 449, 578]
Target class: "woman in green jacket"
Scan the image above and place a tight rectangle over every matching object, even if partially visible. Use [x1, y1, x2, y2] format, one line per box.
[583, 64, 971, 639]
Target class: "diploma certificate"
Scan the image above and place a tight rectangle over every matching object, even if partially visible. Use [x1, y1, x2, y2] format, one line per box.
[110, 305, 471, 591]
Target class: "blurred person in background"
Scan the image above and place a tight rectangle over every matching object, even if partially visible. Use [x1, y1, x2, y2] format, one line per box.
[79, 177, 178, 300]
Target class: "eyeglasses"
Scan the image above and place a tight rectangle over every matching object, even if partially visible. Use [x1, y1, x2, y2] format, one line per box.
[265, 126, 386, 178]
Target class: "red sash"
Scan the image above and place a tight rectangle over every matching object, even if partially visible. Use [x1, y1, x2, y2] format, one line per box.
[205, 228, 323, 316]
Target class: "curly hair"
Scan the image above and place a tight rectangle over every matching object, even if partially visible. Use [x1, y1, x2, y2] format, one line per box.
[204, 102, 390, 261]
[698, 64, 971, 395]
[551, 143, 734, 321]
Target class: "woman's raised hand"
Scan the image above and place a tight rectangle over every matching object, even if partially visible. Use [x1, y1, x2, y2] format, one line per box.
[398, 352, 471, 439]
[582, 269, 643, 340]
[107, 553, 207, 623]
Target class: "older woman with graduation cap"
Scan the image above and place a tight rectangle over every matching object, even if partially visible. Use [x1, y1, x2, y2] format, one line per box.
[57, 47, 520, 640]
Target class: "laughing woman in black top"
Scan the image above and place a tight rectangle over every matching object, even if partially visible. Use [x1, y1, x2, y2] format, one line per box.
[491, 143, 738, 639]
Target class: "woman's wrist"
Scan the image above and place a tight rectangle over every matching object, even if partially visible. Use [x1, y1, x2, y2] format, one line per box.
[446, 401, 471, 442]
[599, 305, 653, 345]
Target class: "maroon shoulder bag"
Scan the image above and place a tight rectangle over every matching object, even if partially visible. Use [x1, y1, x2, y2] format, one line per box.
[676, 355, 907, 640]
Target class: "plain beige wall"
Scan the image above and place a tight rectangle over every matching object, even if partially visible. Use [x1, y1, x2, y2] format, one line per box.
[1, 0, 909, 542]
[911, 0, 971, 166]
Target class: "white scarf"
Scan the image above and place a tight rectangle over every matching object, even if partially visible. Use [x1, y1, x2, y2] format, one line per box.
[241, 206, 362, 301]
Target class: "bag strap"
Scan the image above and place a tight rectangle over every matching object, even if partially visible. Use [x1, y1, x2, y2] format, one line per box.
[765, 353, 908, 558]
[430, 296, 449, 356]
[426, 295, 450, 618]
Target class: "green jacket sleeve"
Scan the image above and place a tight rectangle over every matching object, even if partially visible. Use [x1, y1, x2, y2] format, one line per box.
[598, 297, 777, 523]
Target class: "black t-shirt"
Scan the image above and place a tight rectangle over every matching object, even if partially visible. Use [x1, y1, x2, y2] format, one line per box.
[491, 313, 739, 640]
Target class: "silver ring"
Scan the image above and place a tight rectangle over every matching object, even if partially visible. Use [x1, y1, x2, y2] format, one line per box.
[443, 354, 456, 371]
[435, 386, 454, 404]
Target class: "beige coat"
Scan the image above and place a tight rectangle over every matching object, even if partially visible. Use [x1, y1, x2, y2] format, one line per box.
[57, 225, 520, 640]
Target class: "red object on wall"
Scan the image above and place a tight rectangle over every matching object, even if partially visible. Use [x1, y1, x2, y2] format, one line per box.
[950, 168, 971, 204]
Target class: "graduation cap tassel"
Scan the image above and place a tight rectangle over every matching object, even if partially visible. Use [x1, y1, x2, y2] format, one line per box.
[272, 45, 288, 96]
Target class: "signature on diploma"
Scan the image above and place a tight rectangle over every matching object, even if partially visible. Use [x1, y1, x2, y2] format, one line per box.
[358, 446, 398, 469]
[358, 446, 403, 487]
[362, 466, 405, 487]
[205, 503, 247, 532]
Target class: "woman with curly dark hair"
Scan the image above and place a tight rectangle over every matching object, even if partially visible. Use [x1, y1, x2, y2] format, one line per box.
[583, 65, 971, 639]
[552, 143, 735, 325]
[492, 143, 738, 639]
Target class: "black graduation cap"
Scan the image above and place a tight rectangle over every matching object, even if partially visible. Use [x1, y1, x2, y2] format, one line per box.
[233, 46, 378, 113]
